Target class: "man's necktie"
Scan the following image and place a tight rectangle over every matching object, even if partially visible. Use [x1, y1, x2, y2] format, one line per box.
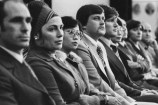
[110, 45, 117, 53]
[97, 46, 106, 67]
[97, 46, 115, 88]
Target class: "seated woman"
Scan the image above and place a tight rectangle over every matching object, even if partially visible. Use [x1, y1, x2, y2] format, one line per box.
[26, 1, 110, 105]
[125, 19, 158, 88]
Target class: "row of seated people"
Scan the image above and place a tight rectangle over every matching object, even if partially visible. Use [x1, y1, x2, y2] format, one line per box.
[25, 1, 158, 105]
[1, 0, 158, 105]
[115, 18, 158, 89]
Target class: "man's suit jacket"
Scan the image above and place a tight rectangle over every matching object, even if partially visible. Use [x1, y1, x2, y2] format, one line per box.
[99, 38, 158, 103]
[99, 38, 142, 96]
[0, 47, 55, 105]
[118, 43, 158, 89]
[26, 47, 100, 105]
[139, 41, 158, 68]
[76, 34, 126, 96]
[118, 43, 145, 81]
[124, 40, 158, 89]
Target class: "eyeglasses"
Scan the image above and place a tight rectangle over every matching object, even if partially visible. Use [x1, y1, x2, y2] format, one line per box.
[117, 27, 124, 31]
[65, 29, 83, 39]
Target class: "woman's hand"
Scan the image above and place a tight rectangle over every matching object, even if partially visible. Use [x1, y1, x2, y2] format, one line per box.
[127, 60, 141, 69]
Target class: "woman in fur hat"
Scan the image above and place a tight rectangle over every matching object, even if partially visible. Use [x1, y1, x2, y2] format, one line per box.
[26, 1, 109, 105]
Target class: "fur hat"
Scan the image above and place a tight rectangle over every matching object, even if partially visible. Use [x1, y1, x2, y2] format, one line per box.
[28, 1, 58, 44]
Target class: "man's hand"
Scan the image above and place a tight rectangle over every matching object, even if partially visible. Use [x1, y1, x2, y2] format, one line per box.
[149, 40, 158, 50]
[108, 96, 122, 105]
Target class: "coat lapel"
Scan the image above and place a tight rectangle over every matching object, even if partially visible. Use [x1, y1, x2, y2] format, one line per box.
[82, 36, 108, 77]
[29, 48, 75, 78]
[118, 44, 133, 60]
[53, 57, 77, 78]
[103, 43, 128, 77]
[14, 61, 48, 93]
[0, 48, 48, 94]
[127, 40, 146, 59]
[99, 38, 129, 77]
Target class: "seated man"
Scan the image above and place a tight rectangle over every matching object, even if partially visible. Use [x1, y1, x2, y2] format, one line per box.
[99, 12, 158, 102]
[140, 22, 158, 73]
[0, 0, 55, 105]
[76, 4, 158, 105]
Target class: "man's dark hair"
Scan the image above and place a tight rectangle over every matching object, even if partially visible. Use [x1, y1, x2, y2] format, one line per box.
[76, 4, 104, 27]
[99, 5, 119, 21]
[126, 19, 142, 39]
[117, 17, 123, 27]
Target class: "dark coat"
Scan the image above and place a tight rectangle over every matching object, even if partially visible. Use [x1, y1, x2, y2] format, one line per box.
[118, 43, 144, 81]
[0, 47, 55, 105]
[26, 47, 100, 105]
[99, 37, 142, 97]
[99, 38, 158, 102]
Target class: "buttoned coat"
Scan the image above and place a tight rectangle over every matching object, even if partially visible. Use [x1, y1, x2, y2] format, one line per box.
[26, 47, 100, 105]
[76, 35, 126, 97]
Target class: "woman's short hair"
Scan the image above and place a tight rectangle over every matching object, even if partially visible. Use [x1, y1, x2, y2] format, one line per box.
[62, 16, 82, 31]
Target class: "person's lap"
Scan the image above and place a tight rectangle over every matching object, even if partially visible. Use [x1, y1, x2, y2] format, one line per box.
[133, 95, 158, 103]
[135, 102, 158, 105]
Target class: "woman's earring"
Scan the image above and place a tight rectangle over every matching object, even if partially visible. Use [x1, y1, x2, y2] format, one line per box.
[34, 34, 39, 40]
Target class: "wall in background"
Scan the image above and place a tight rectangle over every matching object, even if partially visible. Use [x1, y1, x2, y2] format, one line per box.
[52, 0, 109, 18]
[132, 0, 158, 38]
[110, 0, 132, 21]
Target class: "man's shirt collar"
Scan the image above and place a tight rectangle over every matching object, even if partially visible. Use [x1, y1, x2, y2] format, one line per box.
[0, 46, 23, 63]
[84, 33, 98, 47]
[101, 37, 113, 47]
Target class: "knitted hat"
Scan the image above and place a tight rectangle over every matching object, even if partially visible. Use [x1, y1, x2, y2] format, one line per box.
[99, 5, 119, 20]
[28, 1, 58, 37]
[126, 19, 141, 31]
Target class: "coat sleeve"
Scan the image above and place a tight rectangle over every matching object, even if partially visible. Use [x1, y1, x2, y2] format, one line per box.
[27, 59, 80, 105]
[126, 41, 150, 73]
[0, 69, 18, 105]
[118, 81, 141, 97]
